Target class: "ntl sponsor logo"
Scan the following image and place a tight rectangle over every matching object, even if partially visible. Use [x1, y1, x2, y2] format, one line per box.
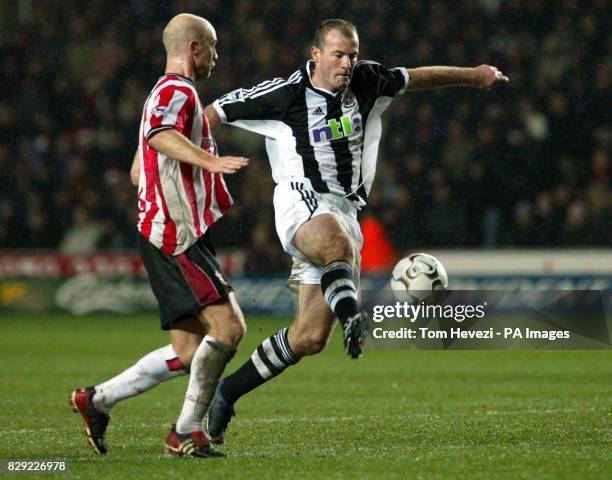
[310, 114, 362, 144]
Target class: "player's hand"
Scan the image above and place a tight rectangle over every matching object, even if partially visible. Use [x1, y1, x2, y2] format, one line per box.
[203, 154, 250, 174]
[471, 65, 509, 89]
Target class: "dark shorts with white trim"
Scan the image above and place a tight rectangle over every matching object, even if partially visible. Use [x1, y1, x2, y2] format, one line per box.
[137, 233, 233, 330]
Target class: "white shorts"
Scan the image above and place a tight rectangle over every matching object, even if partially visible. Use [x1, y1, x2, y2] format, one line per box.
[273, 180, 363, 293]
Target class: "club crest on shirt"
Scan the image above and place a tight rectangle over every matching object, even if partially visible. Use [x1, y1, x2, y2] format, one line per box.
[343, 91, 356, 108]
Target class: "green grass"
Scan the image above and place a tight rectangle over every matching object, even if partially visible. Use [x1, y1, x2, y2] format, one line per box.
[0, 314, 611, 479]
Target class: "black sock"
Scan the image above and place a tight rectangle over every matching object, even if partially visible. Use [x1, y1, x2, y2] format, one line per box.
[320, 260, 359, 323]
[220, 327, 297, 405]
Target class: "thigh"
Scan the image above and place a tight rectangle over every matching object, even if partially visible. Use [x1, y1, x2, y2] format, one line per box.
[292, 213, 354, 267]
[286, 209, 363, 293]
[273, 181, 335, 260]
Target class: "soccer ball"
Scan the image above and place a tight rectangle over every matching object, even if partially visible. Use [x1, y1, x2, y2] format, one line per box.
[390, 253, 449, 301]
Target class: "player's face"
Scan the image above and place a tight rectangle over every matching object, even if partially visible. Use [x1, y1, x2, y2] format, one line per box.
[312, 29, 359, 92]
[194, 31, 218, 80]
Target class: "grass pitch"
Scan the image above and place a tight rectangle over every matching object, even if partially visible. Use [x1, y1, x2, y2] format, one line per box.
[1, 314, 610, 479]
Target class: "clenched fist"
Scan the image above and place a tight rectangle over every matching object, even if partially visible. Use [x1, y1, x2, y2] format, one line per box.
[471, 65, 509, 89]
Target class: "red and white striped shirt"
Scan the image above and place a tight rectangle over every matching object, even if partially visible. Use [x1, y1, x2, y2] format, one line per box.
[137, 73, 233, 255]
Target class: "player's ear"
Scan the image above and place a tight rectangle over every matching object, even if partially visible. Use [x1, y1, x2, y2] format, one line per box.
[311, 45, 320, 62]
[189, 39, 200, 56]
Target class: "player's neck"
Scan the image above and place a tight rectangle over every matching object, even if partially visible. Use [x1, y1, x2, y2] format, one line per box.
[310, 68, 339, 94]
[310, 71, 326, 90]
[165, 58, 197, 84]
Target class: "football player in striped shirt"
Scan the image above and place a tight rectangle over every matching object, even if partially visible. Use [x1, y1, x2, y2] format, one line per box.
[203, 19, 508, 444]
[69, 13, 249, 458]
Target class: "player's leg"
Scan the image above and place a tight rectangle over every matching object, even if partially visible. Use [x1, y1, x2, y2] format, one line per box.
[69, 234, 207, 455]
[88, 321, 205, 415]
[167, 293, 245, 457]
[154, 233, 246, 457]
[69, 329, 194, 455]
[71, 233, 243, 456]
[170, 314, 208, 365]
[173, 293, 244, 432]
[293, 214, 359, 320]
[293, 213, 366, 358]
[207, 284, 335, 444]
[271, 182, 366, 357]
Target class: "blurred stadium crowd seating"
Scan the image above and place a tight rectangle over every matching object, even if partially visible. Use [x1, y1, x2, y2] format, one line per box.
[0, 0, 609, 272]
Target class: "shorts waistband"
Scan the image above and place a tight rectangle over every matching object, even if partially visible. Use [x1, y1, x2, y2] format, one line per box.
[319, 192, 357, 212]
[280, 179, 363, 212]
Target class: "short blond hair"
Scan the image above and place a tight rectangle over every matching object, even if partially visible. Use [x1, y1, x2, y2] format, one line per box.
[313, 19, 357, 49]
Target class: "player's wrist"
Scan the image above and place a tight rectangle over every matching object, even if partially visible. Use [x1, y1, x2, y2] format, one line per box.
[199, 148, 216, 167]
[466, 67, 480, 87]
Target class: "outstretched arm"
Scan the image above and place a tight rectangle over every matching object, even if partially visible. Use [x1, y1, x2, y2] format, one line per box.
[149, 129, 249, 174]
[407, 65, 509, 90]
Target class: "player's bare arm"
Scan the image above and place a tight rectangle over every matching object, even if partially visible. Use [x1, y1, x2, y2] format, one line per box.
[407, 65, 509, 90]
[148, 129, 249, 174]
[204, 105, 221, 132]
[130, 149, 139, 186]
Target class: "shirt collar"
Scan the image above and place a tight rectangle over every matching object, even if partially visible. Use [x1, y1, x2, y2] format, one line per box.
[161, 72, 195, 86]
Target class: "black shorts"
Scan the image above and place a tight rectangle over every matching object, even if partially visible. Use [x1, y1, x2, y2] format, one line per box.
[138, 233, 233, 330]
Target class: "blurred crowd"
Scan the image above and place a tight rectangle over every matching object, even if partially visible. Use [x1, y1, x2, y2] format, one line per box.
[0, 0, 610, 272]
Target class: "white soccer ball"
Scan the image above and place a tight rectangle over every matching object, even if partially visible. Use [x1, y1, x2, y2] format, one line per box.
[390, 253, 449, 301]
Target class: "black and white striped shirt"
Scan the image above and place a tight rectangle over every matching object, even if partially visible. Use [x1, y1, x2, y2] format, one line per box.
[212, 60, 409, 205]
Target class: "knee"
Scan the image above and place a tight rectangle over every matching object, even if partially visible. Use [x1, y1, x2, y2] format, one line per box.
[214, 309, 246, 348]
[323, 233, 354, 265]
[226, 311, 246, 347]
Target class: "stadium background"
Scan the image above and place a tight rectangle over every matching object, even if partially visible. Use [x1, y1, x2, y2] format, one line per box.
[1, 1, 610, 478]
[0, 0, 610, 257]
[1, 0, 610, 315]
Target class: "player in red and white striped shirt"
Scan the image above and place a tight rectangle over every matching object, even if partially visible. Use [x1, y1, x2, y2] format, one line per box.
[70, 13, 249, 458]
[136, 68, 237, 254]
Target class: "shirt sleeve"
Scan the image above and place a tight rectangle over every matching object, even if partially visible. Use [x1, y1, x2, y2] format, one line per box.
[354, 61, 410, 98]
[212, 76, 297, 123]
[144, 84, 195, 140]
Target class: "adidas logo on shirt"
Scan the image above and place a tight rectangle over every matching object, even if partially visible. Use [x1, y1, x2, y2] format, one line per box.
[312, 106, 324, 115]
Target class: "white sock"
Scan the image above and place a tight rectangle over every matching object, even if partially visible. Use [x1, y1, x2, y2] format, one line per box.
[175, 335, 236, 434]
[93, 344, 186, 413]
